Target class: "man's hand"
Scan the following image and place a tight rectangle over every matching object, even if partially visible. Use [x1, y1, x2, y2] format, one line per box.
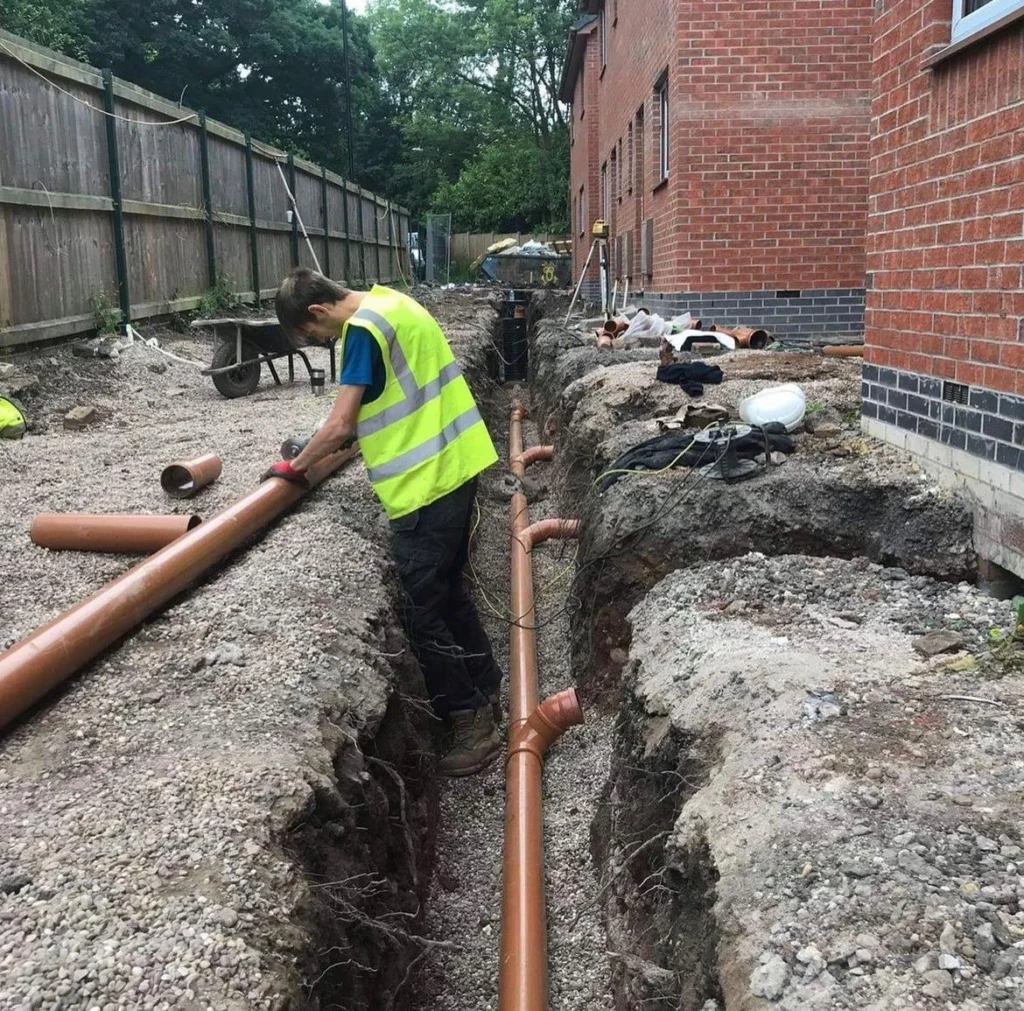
[261, 459, 310, 487]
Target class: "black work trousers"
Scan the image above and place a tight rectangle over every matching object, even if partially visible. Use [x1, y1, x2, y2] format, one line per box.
[390, 478, 501, 717]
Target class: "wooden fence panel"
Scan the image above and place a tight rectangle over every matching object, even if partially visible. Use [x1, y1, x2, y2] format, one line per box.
[207, 136, 249, 218]
[212, 224, 252, 293]
[0, 60, 109, 194]
[114, 103, 202, 208]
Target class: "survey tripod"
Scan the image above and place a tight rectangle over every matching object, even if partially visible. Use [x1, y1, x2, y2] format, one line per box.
[565, 219, 611, 325]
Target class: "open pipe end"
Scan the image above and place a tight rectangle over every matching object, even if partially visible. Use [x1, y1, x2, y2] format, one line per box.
[161, 455, 223, 499]
[537, 686, 584, 732]
[161, 464, 194, 498]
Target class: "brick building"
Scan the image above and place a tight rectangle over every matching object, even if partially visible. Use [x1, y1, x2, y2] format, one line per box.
[861, 1, 1024, 576]
[559, 0, 874, 337]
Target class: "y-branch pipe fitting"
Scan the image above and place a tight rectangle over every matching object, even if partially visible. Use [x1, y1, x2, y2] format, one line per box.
[500, 402, 582, 1011]
[0, 445, 359, 731]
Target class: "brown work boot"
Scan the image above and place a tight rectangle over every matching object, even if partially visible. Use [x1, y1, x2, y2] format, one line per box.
[438, 707, 502, 777]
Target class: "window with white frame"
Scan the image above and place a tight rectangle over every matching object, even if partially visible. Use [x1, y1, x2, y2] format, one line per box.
[579, 185, 586, 236]
[656, 76, 669, 181]
[952, 0, 1024, 42]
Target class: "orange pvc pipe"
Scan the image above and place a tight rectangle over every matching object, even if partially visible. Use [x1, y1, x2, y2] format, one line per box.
[500, 689, 584, 1011]
[30, 513, 201, 554]
[823, 344, 865, 357]
[161, 453, 223, 499]
[0, 445, 359, 731]
[501, 402, 582, 1011]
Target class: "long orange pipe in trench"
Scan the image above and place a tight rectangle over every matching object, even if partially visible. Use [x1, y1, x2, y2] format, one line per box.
[500, 403, 582, 1011]
[0, 446, 359, 731]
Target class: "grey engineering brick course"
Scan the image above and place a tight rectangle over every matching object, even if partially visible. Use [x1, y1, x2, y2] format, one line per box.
[862, 363, 1024, 472]
[576, 285, 866, 339]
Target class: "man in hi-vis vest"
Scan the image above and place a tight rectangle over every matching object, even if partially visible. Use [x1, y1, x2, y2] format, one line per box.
[266, 269, 503, 776]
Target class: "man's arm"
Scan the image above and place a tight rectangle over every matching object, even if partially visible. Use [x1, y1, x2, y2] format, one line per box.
[290, 383, 365, 474]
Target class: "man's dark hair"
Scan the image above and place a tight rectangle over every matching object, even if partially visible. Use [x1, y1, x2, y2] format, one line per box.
[275, 268, 351, 336]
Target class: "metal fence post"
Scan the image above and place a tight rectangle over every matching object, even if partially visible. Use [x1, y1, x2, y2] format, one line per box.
[198, 111, 217, 288]
[358, 191, 367, 285]
[101, 68, 131, 328]
[287, 153, 300, 267]
[373, 197, 382, 283]
[244, 134, 260, 304]
[321, 167, 331, 278]
[340, 179, 353, 285]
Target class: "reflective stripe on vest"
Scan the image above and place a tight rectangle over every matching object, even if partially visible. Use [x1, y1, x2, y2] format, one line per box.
[349, 307, 465, 436]
[365, 404, 485, 483]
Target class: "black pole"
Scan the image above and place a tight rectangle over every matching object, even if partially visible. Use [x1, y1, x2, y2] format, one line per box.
[340, 0, 356, 179]
[373, 197, 381, 282]
[340, 179, 353, 285]
[101, 69, 131, 329]
[244, 134, 260, 304]
[198, 111, 217, 289]
[287, 153, 300, 267]
[321, 167, 331, 277]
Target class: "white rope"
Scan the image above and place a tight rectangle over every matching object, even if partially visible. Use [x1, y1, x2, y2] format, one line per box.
[274, 159, 322, 273]
[141, 337, 205, 369]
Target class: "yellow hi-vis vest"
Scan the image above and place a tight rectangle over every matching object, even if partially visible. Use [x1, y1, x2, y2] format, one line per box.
[342, 285, 498, 519]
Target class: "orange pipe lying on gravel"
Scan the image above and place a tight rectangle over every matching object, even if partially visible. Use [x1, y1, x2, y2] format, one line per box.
[823, 344, 865, 357]
[0, 445, 359, 731]
[30, 513, 201, 554]
[501, 403, 582, 1011]
[160, 453, 223, 498]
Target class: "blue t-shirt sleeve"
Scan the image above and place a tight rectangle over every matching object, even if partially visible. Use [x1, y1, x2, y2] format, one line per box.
[340, 326, 375, 387]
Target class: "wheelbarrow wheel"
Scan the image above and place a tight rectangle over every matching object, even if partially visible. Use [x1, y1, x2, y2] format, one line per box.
[210, 340, 261, 398]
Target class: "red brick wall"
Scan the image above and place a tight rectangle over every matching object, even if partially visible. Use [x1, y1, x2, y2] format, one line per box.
[569, 0, 872, 293]
[570, 28, 602, 285]
[865, 4, 1024, 395]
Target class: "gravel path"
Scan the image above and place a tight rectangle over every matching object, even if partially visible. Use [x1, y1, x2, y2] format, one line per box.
[0, 292, 497, 1011]
[415, 397, 616, 1011]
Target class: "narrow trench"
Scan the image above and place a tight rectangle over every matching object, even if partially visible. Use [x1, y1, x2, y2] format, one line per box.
[286, 294, 740, 1011]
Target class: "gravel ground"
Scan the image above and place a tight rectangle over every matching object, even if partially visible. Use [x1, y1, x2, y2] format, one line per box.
[0, 291, 497, 1011]
[415, 396, 616, 1011]
[622, 554, 1024, 1010]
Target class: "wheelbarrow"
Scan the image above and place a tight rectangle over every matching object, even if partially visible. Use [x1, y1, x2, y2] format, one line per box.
[191, 317, 337, 399]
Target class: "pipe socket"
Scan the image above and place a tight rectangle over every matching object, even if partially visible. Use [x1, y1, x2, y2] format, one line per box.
[507, 688, 585, 762]
[516, 445, 553, 470]
[160, 454, 223, 499]
[31, 513, 201, 554]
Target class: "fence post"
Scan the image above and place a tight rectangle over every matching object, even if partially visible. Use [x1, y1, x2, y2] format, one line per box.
[340, 179, 352, 285]
[101, 69, 131, 328]
[287, 153, 299, 267]
[321, 167, 331, 278]
[373, 196, 382, 283]
[244, 134, 260, 304]
[358, 191, 367, 285]
[197, 111, 217, 289]
[385, 201, 394, 283]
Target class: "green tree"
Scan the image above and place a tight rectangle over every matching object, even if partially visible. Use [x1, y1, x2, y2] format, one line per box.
[0, 0, 86, 55]
[367, 0, 574, 229]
